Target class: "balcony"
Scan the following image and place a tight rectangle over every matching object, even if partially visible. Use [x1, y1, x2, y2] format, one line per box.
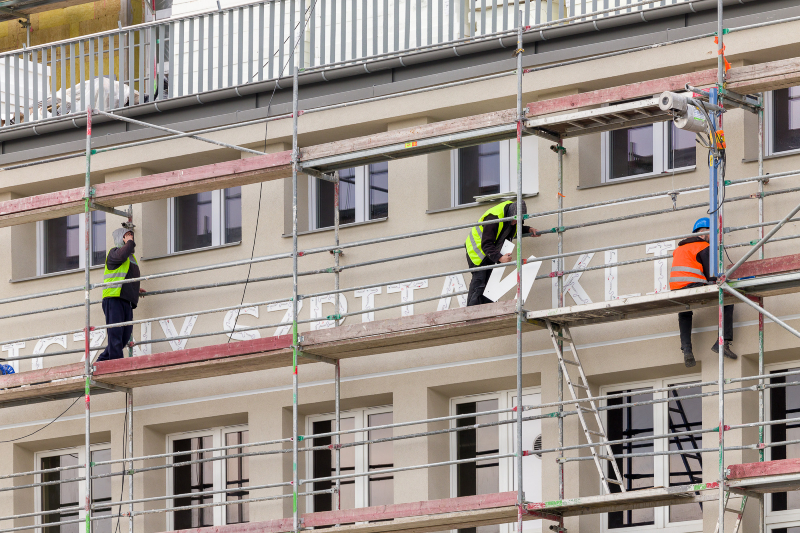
[0, 0, 710, 131]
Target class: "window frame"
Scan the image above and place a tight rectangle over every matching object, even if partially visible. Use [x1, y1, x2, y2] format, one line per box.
[764, 89, 800, 158]
[449, 138, 539, 207]
[600, 122, 697, 184]
[308, 164, 389, 231]
[765, 360, 800, 529]
[449, 387, 542, 533]
[36, 211, 106, 276]
[599, 375, 703, 533]
[304, 405, 393, 513]
[167, 189, 241, 254]
[165, 424, 249, 530]
[34, 443, 112, 533]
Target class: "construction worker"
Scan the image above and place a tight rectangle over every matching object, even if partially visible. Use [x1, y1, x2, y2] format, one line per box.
[465, 200, 537, 306]
[96, 225, 145, 361]
[670, 217, 737, 368]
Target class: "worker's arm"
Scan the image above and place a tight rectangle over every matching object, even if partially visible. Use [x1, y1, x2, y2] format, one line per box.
[480, 215, 504, 263]
[697, 246, 712, 281]
[106, 240, 136, 270]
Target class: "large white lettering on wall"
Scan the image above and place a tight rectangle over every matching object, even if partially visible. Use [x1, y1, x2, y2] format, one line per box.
[552, 254, 595, 307]
[354, 287, 382, 323]
[437, 274, 468, 311]
[32, 336, 67, 371]
[387, 280, 428, 317]
[1, 342, 24, 372]
[646, 241, 676, 294]
[73, 330, 107, 361]
[268, 300, 304, 336]
[132, 322, 152, 356]
[158, 316, 199, 351]
[309, 295, 348, 330]
[483, 257, 542, 303]
[223, 307, 261, 341]
[604, 250, 641, 301]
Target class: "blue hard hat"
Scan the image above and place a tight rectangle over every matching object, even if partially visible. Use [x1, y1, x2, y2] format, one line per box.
[693, 217, 710, 233]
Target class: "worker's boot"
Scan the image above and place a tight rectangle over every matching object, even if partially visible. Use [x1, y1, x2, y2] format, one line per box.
[711, 341, 738, 360]
[682, 346, 696, 368]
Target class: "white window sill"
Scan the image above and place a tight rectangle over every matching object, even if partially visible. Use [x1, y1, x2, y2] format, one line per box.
[426, 193, 539, 214]
[282, 217, 387, 238]
[742, 147, 800, 163]
[143, 241, 242, 261]
[580, 166, 697, 190]
[10, 264, 104, 283]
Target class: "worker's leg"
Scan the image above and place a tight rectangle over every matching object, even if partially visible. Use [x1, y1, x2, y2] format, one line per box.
[678, 311, 693, 350]
[97, 298, 127, 361]
[723, 304, 734, 342]
[467, 268, 493, 306]
[121, 302, 134, 357]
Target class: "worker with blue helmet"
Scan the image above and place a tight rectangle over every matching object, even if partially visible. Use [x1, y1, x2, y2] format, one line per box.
[669, 217, 737, 367]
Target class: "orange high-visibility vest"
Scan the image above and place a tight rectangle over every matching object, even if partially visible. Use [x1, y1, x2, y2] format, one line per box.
[670, 241, 709, 290]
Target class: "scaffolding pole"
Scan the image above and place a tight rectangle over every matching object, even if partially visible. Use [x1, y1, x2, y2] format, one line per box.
[757, 92, 766, 533]
[291, 23, 301, 533]
[514, 15, 525, 533]
[127, 390, 134, 533]
[334, 169, 342, 518]
[83, 106, 93, 533]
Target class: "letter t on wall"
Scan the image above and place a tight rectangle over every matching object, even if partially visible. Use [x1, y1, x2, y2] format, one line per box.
[354, 287, 382, 322]
[645, 241, 676, 295]
[387, 280, 428, 317]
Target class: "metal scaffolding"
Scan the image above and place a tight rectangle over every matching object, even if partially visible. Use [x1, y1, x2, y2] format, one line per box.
[4, 3, 800, 533]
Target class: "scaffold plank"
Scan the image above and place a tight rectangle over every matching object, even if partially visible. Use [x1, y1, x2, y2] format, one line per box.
[727, 57, 800, 94]
[728, 253, 800, 280]
[728, 459, 800, 494]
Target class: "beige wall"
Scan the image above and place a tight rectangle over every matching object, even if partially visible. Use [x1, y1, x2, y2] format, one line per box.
[3, 19, 800, 533]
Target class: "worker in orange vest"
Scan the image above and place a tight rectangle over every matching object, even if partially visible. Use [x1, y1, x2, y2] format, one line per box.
[670, 217, 737, 368]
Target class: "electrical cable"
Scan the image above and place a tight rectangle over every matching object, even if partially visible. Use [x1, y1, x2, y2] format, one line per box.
[0, 395, 81, 443]
[228, 0, 320, 342]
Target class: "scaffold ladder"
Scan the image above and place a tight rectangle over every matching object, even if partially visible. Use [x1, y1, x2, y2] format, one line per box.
[714, 492, 747, 533]
[545, 319, 626, 495]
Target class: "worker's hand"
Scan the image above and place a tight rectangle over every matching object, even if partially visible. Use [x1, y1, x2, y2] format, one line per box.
[499, 253, 514, 263]
[139, 288, 147, 297]
[528, 227, 540, 237]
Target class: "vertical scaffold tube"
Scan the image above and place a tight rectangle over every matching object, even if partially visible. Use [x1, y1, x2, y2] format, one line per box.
[84, 106, 93, 533]
[334, 171, 341, 517]
[557, 142, 564, 505]
[514, 15, 524, 531]
[711, 84, 725, 533]
[291, 35, 300, 533]
[757, 93, 765, 533]
[127, 391, 134, 533]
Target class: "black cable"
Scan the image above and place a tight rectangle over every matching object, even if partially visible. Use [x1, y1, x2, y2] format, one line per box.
[113, 399, 128, 533]
[0, 395, 81, 443]
[229, 0, 320, 342]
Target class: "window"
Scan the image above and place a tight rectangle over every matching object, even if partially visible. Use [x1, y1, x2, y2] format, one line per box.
[36, 445, 112, 533]
[306, 407, 393, 512]
[602, 378, 702, 532]
[450, 139, 538, 206]
[168, 187, 242, 253]
[167, 425, 249, 530]
[601, 122, 696, 182]
[451, 389, 542, 533]
[37, 211, 106, 275]
[766, 87, 800, 155]
[769, 368, 800, 514]
[311, 163, 389, 230]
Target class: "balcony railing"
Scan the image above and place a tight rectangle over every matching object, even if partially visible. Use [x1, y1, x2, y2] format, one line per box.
[0, 0, 693, 129]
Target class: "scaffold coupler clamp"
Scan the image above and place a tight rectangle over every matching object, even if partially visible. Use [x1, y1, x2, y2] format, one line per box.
[548, 524, 567, 532]
[669, 192, 679, 210]
[329, 249, 344, 256]
[716, 275, 727, 286]
[549, 144, 567, 155]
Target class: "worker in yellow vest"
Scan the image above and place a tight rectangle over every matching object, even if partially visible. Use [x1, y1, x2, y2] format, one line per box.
[670, 217, 736, 368]
[465, 200, 537, 306]
[96, 225, 146, 361]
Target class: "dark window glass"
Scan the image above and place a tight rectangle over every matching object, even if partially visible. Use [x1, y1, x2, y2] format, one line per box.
[174, 192, 213, 251]
[609, 126, 654, 179]
[312, 417, 356, 513]
[224, 187, 242, 244]
[42, 452, 80, 533]
[368, 412, 393, 506]
[607, 388, 654, 528]
[91, 449, 112, 533]
[44, 214, 80, 274]
[667, 384, 703, 523]
[225, 430, 249, 524]
[173, 436, 214, 530]
[368, 162, 389, 220]
[458, 143, 501, 205]
[456, 399, 499, 533]
[770, 369, 800, 512]
[773, 88, 800, 153]
[91, 211, 106, 266]
[317, 168, 356, 229]
[669, 123, 696, 169]
[775, 528, 800, 533]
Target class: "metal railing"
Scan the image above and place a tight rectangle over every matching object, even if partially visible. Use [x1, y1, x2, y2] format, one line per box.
[0, 0, 696, 128]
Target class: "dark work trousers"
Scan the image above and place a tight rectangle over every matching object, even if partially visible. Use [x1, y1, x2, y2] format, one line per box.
[467, 254, 495, 307]
[97, 297, 133, 361]
[677, 283, 733, 349]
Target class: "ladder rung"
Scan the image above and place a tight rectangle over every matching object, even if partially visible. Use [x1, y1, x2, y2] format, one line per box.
[572, 383, 589, 390]
[588, 429, 606, 436]
[577, 405, 597, 412]
[561, 358, 580, 366]
[604, 478, 623, 486]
